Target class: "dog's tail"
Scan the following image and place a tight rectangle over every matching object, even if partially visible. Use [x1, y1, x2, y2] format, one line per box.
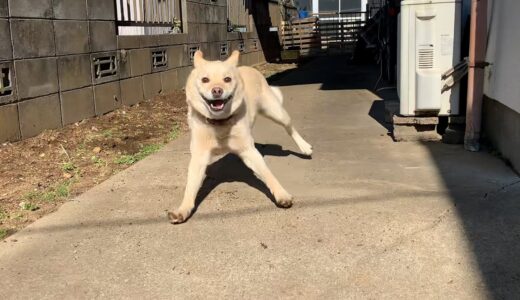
[270, 86, 284, 104]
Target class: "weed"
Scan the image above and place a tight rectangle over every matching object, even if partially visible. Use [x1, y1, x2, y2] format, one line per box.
[115, 144, 162, 165]
[0, 209, 7, 220]
[19, 202, 39, 211]
[55, 181, 71, 198]
[44, 181, 72, 202]
[140, 144, 162, 156]
[168, 123, 181, 141]
[23, 181, 72, 203]
[61, 161, 76, 172]
[24, 191, 43, 201]
[0, 228, 8, 239]
[91, 155, 107, 167]
[115, 155, 139, 165]
[78, 142, 87, 151]
[33, 190, 57, 203]
[41, 192, 57, 202]
[12, 213, 24, 220]
[102, 129, 114, 138]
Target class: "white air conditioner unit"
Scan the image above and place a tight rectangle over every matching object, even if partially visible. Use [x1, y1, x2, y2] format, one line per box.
[397, 0, 462, 116]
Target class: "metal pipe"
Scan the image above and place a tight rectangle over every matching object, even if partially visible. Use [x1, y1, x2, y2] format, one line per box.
[464, 0, 488, 151]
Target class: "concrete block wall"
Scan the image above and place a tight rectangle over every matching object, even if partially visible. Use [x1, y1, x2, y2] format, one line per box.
[483, 96, 520, 173]
[0, 0, 266, 143]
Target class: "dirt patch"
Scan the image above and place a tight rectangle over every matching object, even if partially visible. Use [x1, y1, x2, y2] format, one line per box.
[0, 62, 299, 239]
[254, 63, 298, 79]
[0, 92, 188, 238]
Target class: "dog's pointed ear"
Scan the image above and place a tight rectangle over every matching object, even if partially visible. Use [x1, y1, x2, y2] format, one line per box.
[225, 50, 240, 67]
[193, 50, 206, 68]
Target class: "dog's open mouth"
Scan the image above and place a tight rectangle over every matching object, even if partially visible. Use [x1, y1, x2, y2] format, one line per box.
[202, 95, 233, 112]
[209, 99, 226, 111]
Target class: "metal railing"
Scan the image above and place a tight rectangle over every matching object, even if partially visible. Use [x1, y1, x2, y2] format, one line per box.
[115, 0, 182, 34]
[367, 0, 385, 19]
[318, 12, 367, 50]
[227, 0, 252, 32]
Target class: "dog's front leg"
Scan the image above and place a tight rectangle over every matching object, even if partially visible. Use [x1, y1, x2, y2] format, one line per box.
[238, 148, 293, 208]
[168, 151, 211, 224]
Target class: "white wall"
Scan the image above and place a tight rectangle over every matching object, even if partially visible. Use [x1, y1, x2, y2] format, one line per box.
[484, 0, 520, 113]
[312, 0, 319, 13]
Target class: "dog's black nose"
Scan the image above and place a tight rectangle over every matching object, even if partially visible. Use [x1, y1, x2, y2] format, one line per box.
[211, 87, 223, 98]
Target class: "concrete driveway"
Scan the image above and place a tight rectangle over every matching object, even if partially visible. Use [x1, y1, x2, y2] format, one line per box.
[1, 57, 519, 299]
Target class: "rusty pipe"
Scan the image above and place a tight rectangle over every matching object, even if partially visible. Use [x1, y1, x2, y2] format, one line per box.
[464, 0, 488, 151]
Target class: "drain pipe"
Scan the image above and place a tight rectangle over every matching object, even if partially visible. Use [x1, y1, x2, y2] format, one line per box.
[464, 0, 488, 151]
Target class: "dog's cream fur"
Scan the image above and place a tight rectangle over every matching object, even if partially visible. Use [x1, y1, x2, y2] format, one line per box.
[168, 50, 312, 224]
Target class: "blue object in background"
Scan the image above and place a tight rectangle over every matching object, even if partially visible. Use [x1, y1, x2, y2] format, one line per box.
[298, 10, 309, 19]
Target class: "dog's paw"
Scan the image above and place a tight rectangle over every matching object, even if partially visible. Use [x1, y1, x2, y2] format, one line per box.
[298, 141, 313, 157]
[275, 191, 293, 208]
[167, 209, 191, 224]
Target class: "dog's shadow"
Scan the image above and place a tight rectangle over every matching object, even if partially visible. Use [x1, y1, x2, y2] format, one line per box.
[190, 143, 311, 216]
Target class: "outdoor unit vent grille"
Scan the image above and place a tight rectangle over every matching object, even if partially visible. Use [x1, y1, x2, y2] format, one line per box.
[417, 47, 434, 69]
[93, 55, 118, 79]
[0, 67, 13, 96]
[220, 43, 229, 57]
[152, 50, 168, 69]
[238, 41, 245, 52]
[189, 46, 200, 62]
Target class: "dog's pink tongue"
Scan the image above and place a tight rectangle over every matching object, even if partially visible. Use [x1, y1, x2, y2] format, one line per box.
[211, 100, 225, 110]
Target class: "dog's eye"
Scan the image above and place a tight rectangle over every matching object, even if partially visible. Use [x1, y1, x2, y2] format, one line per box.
[201, 77, 210, 83]
[224, 77, 232, 83]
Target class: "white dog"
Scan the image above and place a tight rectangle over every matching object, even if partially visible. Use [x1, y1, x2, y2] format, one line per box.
[168, 50, 312, 224]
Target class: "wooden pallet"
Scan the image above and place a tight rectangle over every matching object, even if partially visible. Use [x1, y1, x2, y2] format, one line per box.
[280, 14, 366, 57]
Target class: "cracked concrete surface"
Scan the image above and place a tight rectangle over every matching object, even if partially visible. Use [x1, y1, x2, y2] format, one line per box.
[0, 57, 519, 299]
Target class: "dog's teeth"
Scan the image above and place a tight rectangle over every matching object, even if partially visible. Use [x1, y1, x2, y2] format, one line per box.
[210, 100, 225, 110]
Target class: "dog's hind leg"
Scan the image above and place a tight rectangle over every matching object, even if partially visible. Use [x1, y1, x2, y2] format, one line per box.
[260, 87, 313, 156]
[270, 86, 284, 104]
[238, 147, 293, 208]
[168, 151, 211, 224]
